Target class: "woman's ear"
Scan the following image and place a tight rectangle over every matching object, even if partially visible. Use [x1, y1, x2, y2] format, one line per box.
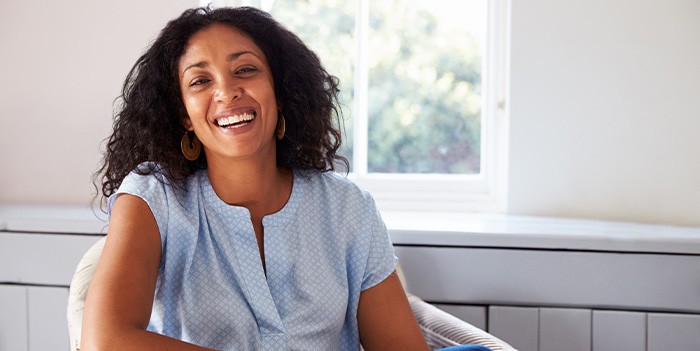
[181, 117, 193, 131]
[178, 104, 193, 131]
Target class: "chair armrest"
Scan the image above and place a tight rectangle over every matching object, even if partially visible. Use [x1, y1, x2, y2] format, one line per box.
[407, 294, 517, 351]
[67, 236, 106, 351]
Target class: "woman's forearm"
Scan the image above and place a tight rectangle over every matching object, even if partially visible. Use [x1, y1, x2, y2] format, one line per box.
[81, 327, 216, 351]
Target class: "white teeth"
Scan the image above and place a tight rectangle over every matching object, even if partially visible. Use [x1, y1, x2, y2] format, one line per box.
[216, 113, 254, 127]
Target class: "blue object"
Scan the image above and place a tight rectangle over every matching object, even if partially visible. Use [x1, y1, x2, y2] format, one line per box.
[438, 345, 493, 351]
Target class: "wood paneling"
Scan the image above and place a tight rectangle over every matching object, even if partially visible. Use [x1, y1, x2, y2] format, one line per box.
[592, 310, 646, 351]
[539, 308, 591, 351]
[0, 285, 28, 351]
[648, 313, 700, 351]
[488, 306, 539, 351]
[28, 287, 69, 351]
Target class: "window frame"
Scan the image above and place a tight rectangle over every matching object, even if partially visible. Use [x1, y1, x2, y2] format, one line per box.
[205, 0, 511, 213]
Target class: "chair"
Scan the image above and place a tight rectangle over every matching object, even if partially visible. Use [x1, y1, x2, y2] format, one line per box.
[67, 237, 516, 351]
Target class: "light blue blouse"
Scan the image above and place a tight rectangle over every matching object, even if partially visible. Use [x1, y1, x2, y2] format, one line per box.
[109, 165, 396, 351]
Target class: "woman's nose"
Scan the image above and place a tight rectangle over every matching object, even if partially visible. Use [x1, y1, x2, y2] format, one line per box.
[214, 78, 242, 103]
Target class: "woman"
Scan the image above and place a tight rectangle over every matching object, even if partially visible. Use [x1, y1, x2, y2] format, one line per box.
[83, 6, 429, 351]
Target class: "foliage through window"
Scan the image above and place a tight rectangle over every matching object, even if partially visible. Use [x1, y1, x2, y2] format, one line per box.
[267, 0, 485, 175]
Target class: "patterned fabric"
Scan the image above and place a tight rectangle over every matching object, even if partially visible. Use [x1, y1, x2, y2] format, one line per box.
[407, 295, 517, 351]
[109, 165, 397, 351]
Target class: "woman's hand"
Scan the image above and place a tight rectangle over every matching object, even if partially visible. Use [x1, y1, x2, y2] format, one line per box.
[358, 271, 430, 351]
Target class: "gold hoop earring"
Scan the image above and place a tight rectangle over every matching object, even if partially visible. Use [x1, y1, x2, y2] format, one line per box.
[276, 114, 286, 140]
[181, 131, 201, 161]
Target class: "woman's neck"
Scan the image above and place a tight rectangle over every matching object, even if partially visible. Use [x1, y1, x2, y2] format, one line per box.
[205, 154, 293, 220]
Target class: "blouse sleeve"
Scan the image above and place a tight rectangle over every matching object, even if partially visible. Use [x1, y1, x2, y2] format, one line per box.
[359, 192, 398, 291]
[107, 165, 170, 247]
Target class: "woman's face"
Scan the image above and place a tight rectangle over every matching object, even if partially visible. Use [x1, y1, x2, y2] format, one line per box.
[178, 23, 278, 164]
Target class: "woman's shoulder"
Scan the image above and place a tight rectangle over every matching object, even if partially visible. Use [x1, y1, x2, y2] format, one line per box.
[113, 162, 202, 206]
[120, 162, 174, 192]
[297, 169, 373, 204]
[109, 162, 203, 227]
[122, 162, 201, 188]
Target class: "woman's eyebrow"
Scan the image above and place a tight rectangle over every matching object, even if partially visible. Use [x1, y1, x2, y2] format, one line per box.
[182, 51, 261, 75]
[182, 61, 207, 75]
[227, 50, 260, 62]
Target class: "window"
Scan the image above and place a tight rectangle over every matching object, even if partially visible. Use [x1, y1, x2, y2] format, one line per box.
[204, 0, 510, 212]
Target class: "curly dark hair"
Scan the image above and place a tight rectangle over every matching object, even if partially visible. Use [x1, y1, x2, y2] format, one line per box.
[96, 6, 347, 201]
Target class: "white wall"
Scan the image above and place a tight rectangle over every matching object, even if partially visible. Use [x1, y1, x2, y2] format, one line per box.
[0, 0, 196, 206]
[508, 0, 700, 226]
[1, 0, 699, 227]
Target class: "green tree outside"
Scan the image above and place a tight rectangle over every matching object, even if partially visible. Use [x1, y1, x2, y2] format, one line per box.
[269, 0, 482, 174]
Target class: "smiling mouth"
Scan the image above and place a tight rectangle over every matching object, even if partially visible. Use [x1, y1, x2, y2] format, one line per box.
[215, 112, 255, 128]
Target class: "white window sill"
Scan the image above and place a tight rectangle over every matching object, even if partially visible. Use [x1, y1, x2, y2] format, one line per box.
[2, 205, 699, 255]
[383, 211, 700, 255]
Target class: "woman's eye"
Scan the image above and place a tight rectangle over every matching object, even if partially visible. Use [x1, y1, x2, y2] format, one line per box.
[189, 78, 210, 87]
[236, 66, 257, 75]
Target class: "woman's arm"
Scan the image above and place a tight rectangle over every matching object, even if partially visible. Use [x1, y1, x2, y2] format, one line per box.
[81, 194, 214, 351]
[357, 271, 430, 351]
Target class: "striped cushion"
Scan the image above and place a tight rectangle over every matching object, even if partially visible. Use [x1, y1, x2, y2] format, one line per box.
[408, 294, 517, 351]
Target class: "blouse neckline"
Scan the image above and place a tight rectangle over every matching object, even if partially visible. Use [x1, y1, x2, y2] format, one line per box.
[198, 168, 304, 228]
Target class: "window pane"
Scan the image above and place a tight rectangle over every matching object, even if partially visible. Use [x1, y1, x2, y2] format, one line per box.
[367, 0, 485, 174]
[267, 0, 356, 171]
